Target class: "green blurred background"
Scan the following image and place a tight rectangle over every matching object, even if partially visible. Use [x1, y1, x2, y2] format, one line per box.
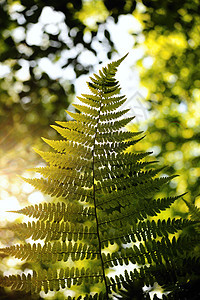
[0, 0, 199, 298]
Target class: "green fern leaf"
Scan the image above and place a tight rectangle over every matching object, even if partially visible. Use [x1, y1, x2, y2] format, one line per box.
[9, 202, 95, 222]
[1, 54, 199, 299]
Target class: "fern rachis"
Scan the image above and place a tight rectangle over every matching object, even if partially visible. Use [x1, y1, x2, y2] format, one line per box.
[0, 54, 200, 299]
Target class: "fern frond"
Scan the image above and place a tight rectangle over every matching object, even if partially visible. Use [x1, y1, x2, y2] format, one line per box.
[101, 98, 127, 112]
[147, 193, 187, 215]
[66, 110, 98, 124]
[0, 267, 104, 294]
[9, 202, 95, 222]
[103, 234, 200, 268]
[108, 257, 200, 298]
[1, 54, 198, 299]
[72, 104, 100, 117]
[55, 120, 96, 135]
[22, 177, 93, 201]
[94, 161, 155, 183]
[42, 138, 92, 158]
[0, 241, 100, 262]
[32, 166, 93, 189]
[96, 117, 136, 133]
[6, 219, 97, 242]
[183, 198, 200, 222]
[78, 94, 126, 108]
[96, 176, 178, 211]
[94, 163, 161, 189]
[94, 152, 153, 168]
[98, 109, 129, 122]
[51, 125, 95, 146]
[33, 149, 92, 169]
[100, 218, 195, 247]
[95, 131, 140, 144]
[94, 137, 144, 156]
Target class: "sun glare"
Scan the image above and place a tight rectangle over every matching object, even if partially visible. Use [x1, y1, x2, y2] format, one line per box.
[0, 175, 45, 224]
[0, 196, 20, 224]
[28, 191, 44, 204]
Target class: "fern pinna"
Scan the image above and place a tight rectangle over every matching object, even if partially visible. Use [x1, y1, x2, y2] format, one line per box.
[0, 55, 200, 299]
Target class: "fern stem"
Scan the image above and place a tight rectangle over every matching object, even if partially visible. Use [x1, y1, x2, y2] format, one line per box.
[92, 165, 109, 298]
[92, 102, 110, 299]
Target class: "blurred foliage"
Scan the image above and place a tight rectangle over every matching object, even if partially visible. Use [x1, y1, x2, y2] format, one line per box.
[0, 0, 200, 298]
[134, 0, 200, 216]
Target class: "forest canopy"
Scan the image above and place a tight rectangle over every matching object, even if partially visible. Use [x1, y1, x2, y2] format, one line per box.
[0, 0, 200, 299]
